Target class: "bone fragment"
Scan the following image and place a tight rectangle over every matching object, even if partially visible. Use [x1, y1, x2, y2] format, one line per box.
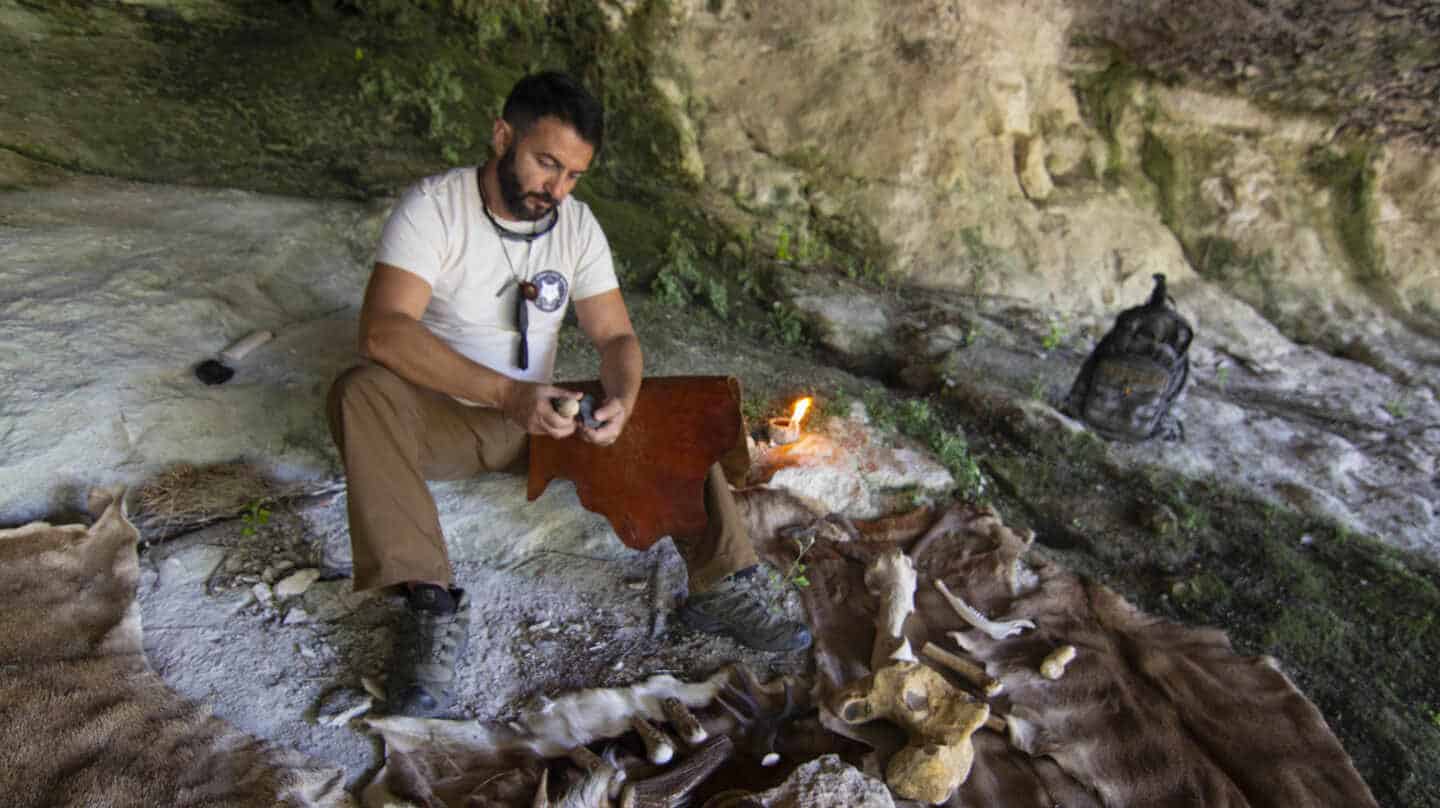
[1040, 644, 1077, 680]
[219, 329, 274, 363]
[361, 676, 386, 702]
[865, 549, 918, 670]
[661, 696, 708, 745]
[631, 717, 675, 765]
[554, 397, 581, 418]
[921, 642, 1004, 698]
[934, 579, 1034, 640]
[321, 697, 373, 727]
[620, 735, 733, 808]
[532, 760, 618, 808]
[567, 745, 625, 803]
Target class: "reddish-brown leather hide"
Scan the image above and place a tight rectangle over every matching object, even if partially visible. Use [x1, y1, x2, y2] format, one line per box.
[527, 376, 747, 550]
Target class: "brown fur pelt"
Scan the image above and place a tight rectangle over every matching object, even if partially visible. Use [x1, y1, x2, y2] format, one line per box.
[777, 500, 1379, 807]
[0, 491, 353, 808]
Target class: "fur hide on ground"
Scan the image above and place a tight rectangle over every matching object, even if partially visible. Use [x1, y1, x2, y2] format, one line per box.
[776, 498, 1380, 808]
[0, 491, 353, 808]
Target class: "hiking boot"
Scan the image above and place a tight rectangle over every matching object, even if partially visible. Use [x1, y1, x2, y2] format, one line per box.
[387, 584, 471, 717]
[678, 566, 812, 653]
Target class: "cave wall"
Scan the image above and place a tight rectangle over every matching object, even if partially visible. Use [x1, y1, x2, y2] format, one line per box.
[655, 0, 1440, 367]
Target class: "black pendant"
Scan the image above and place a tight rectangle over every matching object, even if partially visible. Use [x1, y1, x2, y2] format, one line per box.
[515, 291, 530, 370]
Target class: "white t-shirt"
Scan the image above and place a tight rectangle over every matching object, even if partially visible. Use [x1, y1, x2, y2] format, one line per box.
[374, 166, 619, 386]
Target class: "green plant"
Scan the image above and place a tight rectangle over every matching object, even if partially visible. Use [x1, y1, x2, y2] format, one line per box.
[1428, 707, 1440, 730]
[817, 390, 854, 420]
[740, 394, 768, 424]
[651, 231, 731, 318]
[932, 430, 985, 500]
[1384, 397, 1408, 419]
[862, 387, 897, 430]
[769, 532, 815, 596]
[775, 226, 794, 262]
[1029, 373, 1048, 401]
[240, 500, 272, 538]
[1042, 321, 1066, 351]
[702, 277, 729, 319]
[1216, 365, 1231, 391]
[767, 302, 807, 346]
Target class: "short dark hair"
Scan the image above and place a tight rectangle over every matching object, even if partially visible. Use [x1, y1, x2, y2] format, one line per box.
[502, 71, 605, 154]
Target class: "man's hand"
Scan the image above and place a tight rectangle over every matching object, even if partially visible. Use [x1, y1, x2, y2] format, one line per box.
[579, 396, 629, 446]
[504, 383, 582, 438]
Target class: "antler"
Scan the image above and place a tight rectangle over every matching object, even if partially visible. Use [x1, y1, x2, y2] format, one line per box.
[714, 671, 801, 767]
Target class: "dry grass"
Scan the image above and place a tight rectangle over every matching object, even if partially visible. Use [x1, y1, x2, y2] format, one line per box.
[129, 462, 276, 539]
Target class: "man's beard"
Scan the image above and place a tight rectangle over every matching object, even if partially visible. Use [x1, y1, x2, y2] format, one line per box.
[497, 148, 557, 221]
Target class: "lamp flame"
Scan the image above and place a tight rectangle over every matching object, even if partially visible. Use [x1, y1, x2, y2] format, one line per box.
[790, 397, 812, 431]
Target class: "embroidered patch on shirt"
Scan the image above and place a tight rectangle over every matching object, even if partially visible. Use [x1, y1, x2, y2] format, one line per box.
[532, 270, 568, 313]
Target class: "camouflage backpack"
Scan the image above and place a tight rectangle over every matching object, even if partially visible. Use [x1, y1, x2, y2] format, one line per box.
[1064, 274, 1192, 442]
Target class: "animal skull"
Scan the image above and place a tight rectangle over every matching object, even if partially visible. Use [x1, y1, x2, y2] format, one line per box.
[831, 662, 990, 805]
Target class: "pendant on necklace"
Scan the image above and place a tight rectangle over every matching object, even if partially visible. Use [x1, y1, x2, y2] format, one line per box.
[515, 291, 530, 371]
[519, 281, 539, 301]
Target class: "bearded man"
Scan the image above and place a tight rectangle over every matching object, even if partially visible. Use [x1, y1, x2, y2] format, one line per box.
[327, 72, 811, 718]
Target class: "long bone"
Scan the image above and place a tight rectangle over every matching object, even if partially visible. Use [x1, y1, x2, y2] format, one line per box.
[865, 548, 919, 670]
[922, 642, 1005, 698]
[934, 579, 1035, 640]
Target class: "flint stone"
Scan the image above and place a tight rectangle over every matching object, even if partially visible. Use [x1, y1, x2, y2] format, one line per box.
[753, 754, 895, 807]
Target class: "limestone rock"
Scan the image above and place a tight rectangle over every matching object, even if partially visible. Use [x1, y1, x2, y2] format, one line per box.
[274, 568, 322, 599]
[748, 754, 895, 808]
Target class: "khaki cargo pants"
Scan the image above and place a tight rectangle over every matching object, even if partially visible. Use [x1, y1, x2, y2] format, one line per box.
[326, 363, 758, 594]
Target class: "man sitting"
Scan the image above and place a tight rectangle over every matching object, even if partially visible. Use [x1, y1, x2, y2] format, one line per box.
[326, 71, 811, 718]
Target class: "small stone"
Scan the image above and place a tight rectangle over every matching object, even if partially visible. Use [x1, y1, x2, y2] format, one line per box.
[299, 644, 317, 659]
[274, 559, 296, 574]
[262, 566, 278, 584]
[251, 582, 274, 609]
[274, 568, 322, 599]
[283, 607, 311, 625]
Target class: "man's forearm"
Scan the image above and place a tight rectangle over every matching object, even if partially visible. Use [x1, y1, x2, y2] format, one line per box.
[361, 313, 514, 407]
[598, 333, 643, 410]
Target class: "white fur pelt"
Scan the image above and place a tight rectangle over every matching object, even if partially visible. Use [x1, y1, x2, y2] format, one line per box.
[0, 491, 353, 808]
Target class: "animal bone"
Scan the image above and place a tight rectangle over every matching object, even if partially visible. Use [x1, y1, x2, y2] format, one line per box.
[369, 670, 730, 760]
[1040, 645, 1078, 680]
[661, 696, 708, 745]
[832, 661, 990, 805]
[922, 642, 1004, 698]
[568, 745, 625, 803]
[620, 735, 733, 808]
[935, 579, 1035, 640]
[532, 758, 619, 808]
[865, 548, 919, 670]
[631, 717, 675, 765]
[714, 671, 799, 767]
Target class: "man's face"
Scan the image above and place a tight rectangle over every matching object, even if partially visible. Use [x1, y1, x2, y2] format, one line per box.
[494, 115, 595, 221]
